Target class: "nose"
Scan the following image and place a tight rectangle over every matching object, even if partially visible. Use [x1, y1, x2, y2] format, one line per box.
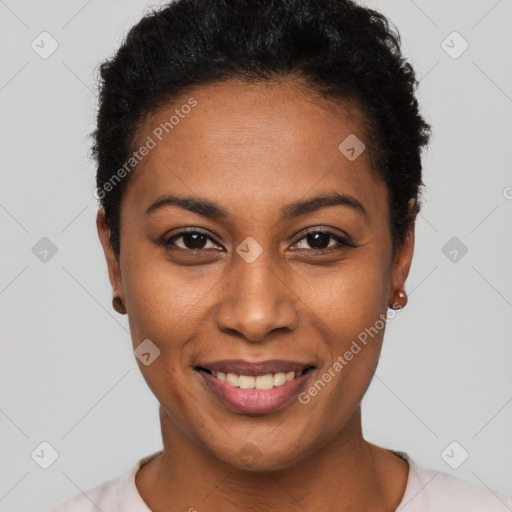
[215, 251, 299, 343]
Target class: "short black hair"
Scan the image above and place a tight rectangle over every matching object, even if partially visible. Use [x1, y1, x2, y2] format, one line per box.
[91, 0, 431, 260]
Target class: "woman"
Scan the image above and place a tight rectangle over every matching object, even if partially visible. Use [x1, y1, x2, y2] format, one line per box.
[48, 0, 512, 510]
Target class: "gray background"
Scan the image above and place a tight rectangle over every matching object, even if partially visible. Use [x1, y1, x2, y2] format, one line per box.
[0, 0, 511, 510]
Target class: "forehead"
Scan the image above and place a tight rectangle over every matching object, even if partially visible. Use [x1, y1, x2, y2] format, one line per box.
[122, 78, 388, 223]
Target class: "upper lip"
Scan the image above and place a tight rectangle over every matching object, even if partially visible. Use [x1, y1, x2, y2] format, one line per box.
[195, 359, 315, 377]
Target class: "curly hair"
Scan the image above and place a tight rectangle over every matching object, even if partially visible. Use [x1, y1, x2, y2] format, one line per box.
[91, 0, 431, 260]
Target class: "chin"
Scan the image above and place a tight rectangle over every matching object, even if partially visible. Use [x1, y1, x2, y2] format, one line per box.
[210, 437, 310, 473]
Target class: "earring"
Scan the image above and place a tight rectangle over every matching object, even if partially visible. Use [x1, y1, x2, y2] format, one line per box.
[389, 289, 407, 310]
[112, 295, 126, 314]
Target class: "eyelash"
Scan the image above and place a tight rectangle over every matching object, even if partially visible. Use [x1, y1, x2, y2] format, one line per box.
[160, 228, 357, 254]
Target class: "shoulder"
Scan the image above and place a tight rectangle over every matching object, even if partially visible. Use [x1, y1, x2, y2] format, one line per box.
[397, 454, 512, 512]
[44, 470, 129, 512]
[44, 451, 161, 512]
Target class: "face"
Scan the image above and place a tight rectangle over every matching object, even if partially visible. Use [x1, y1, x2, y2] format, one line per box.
[97, 78, 414, 471]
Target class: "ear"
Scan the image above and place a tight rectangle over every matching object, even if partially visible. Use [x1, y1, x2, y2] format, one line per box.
[96, 207, 124, 301]
[389, 199, 416, 300]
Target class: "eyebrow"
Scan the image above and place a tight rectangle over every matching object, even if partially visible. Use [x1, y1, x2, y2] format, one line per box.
[145, 192, 368, 221]
[281, 192, 368, 221]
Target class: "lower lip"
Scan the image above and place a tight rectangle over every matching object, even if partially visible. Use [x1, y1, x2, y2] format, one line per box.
[197, 369, 314, 414]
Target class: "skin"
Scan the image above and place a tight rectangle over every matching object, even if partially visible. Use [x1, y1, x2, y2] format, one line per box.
[97, 77, 415, 511]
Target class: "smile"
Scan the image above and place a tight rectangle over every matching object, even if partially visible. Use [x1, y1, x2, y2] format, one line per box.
[195, 360, 316, 413]
[204, 368, 312, 389]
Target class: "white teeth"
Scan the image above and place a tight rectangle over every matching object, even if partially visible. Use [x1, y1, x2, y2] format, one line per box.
[285, 371, 295, 381]
[210, 370, 298, 389]
[255, 374, 274, 390]
[238, 375, 255, 389]
[273, 372, 286, 386]
[226, 372, 239, 387]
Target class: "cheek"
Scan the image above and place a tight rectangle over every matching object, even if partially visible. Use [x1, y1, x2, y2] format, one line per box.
[121, 248, 215, 343]
[121, 261, 203, 416]
[300, 258, 388, 337]
[298, 255, 389, 396]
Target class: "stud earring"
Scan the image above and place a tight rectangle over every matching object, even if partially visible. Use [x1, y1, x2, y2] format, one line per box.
[389, 289, 407, 310]
[112, 295, 126, 314]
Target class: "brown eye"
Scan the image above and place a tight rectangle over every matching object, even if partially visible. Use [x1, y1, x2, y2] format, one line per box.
[291, 230, 357, 252]
[164, 229, 221, 251]
[302, 232, 335, 250]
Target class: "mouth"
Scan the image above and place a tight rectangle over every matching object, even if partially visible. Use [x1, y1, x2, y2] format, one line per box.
[194, 359, 316, 413]
[195, 365, 315, 390]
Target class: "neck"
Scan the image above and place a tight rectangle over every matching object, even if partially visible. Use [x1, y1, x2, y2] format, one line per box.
[136, 406, 408, 511]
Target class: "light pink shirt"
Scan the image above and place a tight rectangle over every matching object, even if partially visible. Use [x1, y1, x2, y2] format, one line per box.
[45, 450, 512, 511]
